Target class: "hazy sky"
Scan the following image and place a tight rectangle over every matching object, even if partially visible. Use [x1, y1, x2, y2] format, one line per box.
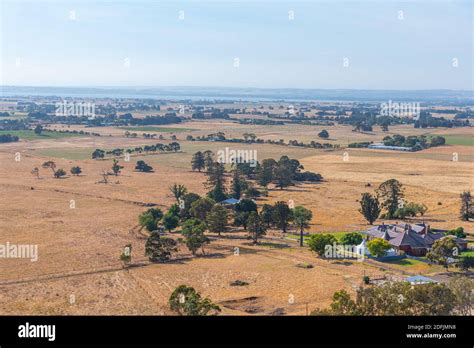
[1, 0, 472, 89]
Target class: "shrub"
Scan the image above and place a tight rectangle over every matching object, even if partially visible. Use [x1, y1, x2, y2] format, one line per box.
[139, 208, 163, 232]
[366, 238, 391, 257]
[70, 166, 82, 176]
[145, 233, 178, 262]
[169, 285, 220, 316]
[307, 234, 337, 257]
[230, 280, 249, 286]
[318, 130, 329, 138]
[445, 227, 466, 238]
[456, 256, 474, 272]
[340, 232, 363, 246]
[135, 160, 153, 172]
[430, 136, 446, 147]
[54, 168, 67, 178]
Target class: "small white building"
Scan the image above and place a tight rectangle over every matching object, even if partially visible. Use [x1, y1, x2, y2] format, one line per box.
[355, 239, 370, 256]
[356, 239, 399, 257]
[405, 275, 438, 285]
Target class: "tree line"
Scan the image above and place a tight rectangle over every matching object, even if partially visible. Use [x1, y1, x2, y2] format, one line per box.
[192, 150, 323, 194]
[185, 132, 338, 150]
[313, 276, 473, 316]
[92, 142, 180, 159]
[137, 182, 315, 263]
[358, 179, 472, 225]
[0, 134, 19, 143]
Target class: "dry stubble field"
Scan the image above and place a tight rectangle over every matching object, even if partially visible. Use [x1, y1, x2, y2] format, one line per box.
[0, 121, 472, 315]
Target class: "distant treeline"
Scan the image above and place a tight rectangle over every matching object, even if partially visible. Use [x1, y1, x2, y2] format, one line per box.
[383, 135, 446, 150]
[128, 114, 182, 126]
[47, 129, 101, 137]
[238, 118, 285, 126]
[268, 109, 471, 130]
[92, 142, 181, 159]
[185, 132, 339, 149]
[348, 142, 373, 148]
[454, 112, 474, 119]
[27, 112, 182, 128]
[192, 111, 230, 120]
[0, 119, 29, 131]
[0, 134, 19, 143]
[427, 109, 458, 114]
[414, 113, 469, 128]
[18, 101, 162, 116]
[426, 109, 474, 118]
[287, 139, 340, 149]
[348, 135, 447, 151]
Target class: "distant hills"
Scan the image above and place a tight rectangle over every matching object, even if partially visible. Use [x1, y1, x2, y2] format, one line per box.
[1, 86, 473, 103]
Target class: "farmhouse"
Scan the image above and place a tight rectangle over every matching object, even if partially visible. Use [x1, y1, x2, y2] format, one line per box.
[362, 223, 467, 256]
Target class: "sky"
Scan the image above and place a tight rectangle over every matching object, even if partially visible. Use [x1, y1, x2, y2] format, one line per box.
[0, 0, 472, 90]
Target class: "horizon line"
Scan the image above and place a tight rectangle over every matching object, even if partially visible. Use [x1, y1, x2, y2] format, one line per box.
[2, 85, 473, 92]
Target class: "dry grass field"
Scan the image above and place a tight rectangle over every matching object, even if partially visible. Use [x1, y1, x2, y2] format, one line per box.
[49, 121, 460, 147]
[0, 118, 472, 315]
